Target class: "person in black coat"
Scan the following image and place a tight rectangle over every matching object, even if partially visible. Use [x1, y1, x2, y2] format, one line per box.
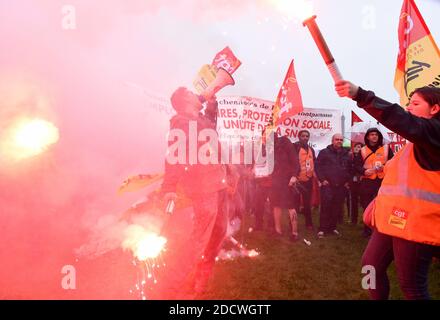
[316, 133, 351, 238]
[271, 134, 300, 241]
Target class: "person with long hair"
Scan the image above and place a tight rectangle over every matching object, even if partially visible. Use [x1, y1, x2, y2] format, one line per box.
[335, 81, 440, 300]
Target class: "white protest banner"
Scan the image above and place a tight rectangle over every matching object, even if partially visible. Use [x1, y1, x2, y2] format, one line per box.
[386, 131, 407, 153]
[217, 96, 342, 151]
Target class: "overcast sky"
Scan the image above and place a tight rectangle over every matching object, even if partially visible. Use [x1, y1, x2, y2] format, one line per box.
[0, 0, 439, 194]
[147, 0, 440, 121]
[1, 0, 439, 173]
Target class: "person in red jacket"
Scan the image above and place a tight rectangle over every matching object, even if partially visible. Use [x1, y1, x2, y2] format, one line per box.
[157, 87, 228, 299]
[336, 80, 440, 300]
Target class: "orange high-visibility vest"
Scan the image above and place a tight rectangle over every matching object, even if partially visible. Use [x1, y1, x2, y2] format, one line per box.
[298, 147, 314, 182]
[372, 143, 440, 246]
[361, 145, 389, 179]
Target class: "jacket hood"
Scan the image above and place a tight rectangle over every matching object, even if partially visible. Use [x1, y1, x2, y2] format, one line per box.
[364, 127, 384, 147]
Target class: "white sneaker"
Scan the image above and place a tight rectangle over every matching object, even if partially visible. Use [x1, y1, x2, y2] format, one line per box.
[333, 229, 341, 236]
[317, 231, 324, 239]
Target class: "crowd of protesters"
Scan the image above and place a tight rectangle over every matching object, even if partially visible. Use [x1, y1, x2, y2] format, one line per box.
[160, 84, 440, 300]
[227, 129, 388, 242]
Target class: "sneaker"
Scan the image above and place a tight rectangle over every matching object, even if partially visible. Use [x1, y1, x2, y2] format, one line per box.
[333, 229, 341, 236]
[317, 231, 325, 239]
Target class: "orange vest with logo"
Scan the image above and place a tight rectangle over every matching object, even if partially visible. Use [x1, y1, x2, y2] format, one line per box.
[371, 143, 440, 246]
[361, 145, 389, 179]
[298, 147, 314, 182]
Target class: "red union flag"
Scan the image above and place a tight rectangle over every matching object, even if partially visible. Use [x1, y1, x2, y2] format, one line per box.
[394, 0, 440, 106]
[272, 60, 303, 126]
[212, 46, 241, 74]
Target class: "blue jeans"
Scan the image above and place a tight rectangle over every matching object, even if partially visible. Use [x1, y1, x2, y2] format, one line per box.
[362, 229, 439, 300]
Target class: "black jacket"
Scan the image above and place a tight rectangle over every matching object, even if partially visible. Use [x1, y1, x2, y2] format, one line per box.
[350, 152, 363, 183]
[272, 135, 299, 180]
[354, 87, 440, 171]
[316, 145, 351, 187]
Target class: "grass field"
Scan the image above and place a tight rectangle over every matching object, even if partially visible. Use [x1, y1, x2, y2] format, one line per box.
[2, 208, 437, 300]
[199, 210, 440, 300]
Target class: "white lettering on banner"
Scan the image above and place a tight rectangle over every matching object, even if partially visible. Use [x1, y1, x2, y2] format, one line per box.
[217, 96, 342, 151]
[386, 131, 407, 153]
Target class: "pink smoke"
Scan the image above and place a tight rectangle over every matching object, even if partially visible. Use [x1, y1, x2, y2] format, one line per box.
[0, 0, 284, 299]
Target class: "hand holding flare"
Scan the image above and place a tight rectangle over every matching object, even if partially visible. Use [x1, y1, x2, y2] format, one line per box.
[335, 80, 359, 99]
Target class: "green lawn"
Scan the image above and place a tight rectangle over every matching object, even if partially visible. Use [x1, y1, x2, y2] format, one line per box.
[200, 210, 440, 300]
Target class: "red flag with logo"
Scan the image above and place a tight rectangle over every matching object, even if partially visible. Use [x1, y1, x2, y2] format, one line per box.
[394, 0, 440, 106]
[273, 60, 304, 126]
[212, 46, 242, 75]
